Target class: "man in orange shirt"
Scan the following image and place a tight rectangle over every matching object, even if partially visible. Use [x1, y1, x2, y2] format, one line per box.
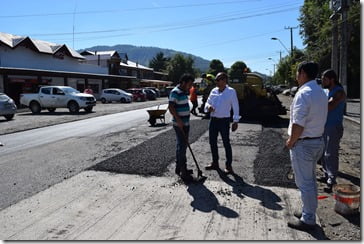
[83, 85, 93, 95]
[189, 83, 198, 116]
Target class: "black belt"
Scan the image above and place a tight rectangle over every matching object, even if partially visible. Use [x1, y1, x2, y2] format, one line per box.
[211, 117, 230, 120]
[298, 136, 322, 140]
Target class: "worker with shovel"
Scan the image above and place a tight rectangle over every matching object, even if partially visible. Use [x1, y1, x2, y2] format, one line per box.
[168, 73, 195, 182]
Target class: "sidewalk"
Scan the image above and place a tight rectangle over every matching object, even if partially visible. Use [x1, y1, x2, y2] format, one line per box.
[0, 123, 324, 240]
[345, 99, 360, 125]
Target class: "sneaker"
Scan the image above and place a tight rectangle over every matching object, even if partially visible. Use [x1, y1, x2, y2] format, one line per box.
[327, 177, 337, 186]
[287, 218, 315, 231]
[293, 210, 302, 219]
[0, 142, 3, 146]
[224, 165, 234, 174]
[205, 163, 219, 170]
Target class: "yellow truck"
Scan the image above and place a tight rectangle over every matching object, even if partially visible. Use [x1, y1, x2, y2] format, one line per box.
[229, 73, 287, 117]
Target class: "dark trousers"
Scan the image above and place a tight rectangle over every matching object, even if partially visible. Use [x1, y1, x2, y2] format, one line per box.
[209, 117, 232, 166]
[173, 125, 190, 171]
[191, 100, 198, 114]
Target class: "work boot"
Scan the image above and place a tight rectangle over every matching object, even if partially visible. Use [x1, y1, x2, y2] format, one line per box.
[175, 167, 193, 176]
[205, 163, 219, 170]
[180, 170, 194, 183]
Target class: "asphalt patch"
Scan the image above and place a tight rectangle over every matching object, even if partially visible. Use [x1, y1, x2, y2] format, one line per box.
[253, 128, 296, 188]
[90, 119, 209, 176]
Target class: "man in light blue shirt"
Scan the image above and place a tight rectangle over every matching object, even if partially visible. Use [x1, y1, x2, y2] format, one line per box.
[204, 72, 240, 174]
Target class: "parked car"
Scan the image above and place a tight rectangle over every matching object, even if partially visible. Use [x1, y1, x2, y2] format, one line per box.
[20, 86, 96, 114]
[126, 88, 147, 102]
[100, 88, 132, 103]
[142, 88, 157, 100]
[143, 87, 160, 97]
[160, 86, 175, 97]
[289, 86, 298, 97]
[273, 84, 288, 94]
[0, 93, 17, 120]
[282, 88, 291, 96]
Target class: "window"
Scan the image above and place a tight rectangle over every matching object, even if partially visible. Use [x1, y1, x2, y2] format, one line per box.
[41, 88, 51, 94]
[53, 88, 65, 95]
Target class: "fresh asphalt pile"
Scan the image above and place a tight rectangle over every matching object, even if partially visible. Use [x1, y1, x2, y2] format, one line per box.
[90, 119, 209, 176]
[253, 117, 296, 188]
[92, 114, 296, 189]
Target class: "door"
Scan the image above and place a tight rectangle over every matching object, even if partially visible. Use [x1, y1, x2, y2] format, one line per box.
[39, 87, 54, 107]
[52, 87, 66, 107]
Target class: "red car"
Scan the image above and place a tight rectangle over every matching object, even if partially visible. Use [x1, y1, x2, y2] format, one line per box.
[126, 88, 147, 102]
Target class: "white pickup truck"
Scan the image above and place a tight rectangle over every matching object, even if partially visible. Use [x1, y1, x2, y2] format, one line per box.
[20, 86, 96, 114]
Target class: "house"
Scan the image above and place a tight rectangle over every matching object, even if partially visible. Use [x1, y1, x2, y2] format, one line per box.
[82, 49, 172, 89]
[0, 32, 135, 103]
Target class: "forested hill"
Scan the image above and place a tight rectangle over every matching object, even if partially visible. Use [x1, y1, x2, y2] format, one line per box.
[78, 44, 210, 71]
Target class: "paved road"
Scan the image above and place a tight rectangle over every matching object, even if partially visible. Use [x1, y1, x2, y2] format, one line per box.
[0, 120, 322, 240]
[0, 104, 170, 210]
[0, 106, 155, 156]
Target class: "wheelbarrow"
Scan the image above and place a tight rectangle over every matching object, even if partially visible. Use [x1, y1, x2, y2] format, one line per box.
[147, 105, 167, 126]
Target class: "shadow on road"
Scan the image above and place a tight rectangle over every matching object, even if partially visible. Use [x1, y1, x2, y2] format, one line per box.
[187, 183, 239, 218]
[18, 111, 95, 116]
[217, 170, 283, 211]
[338, 171, 360, 186]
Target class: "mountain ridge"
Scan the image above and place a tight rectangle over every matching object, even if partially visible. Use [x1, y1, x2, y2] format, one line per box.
[78, 44, 210, 71]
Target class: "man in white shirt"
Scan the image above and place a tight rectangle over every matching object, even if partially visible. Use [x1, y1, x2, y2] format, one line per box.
[286, 61, 328, 231]
[204, 72, 240, 174]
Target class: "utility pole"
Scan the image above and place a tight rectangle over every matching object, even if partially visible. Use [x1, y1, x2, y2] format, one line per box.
[284, 26, 298, 58]
[339, 1, 349, 97]
[330, 13, 339, 74]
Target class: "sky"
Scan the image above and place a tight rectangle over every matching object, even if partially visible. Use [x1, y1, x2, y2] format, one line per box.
[2, 0, 305, 75]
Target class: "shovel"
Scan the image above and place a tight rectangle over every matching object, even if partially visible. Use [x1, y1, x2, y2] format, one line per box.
[179, 127, 207, 183]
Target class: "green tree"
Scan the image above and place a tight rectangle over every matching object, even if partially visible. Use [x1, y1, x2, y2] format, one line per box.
[167, 53, 196, 84]
[228, 61, 247, 82]
[148, 52, 169, 72]
[207, 59, 225, 75]
[273, 48, 305, 85]
[298, 0, 360, 97]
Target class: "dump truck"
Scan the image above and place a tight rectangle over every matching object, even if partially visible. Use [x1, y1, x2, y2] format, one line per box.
[229, 72, 287, 117]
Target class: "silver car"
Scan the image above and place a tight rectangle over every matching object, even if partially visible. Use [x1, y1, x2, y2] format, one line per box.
[100, 88, 133, 103]
[0, 93, 17, 120]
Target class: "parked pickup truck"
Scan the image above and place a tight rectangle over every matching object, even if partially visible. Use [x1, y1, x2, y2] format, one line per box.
[20, 86, 96, 114]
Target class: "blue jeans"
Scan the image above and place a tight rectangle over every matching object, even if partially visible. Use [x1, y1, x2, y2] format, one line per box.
[209, 117, 232, 166]
[290, 137, 324, 225]
[173, 125, 190, 171]
[322, 125, 344, 182]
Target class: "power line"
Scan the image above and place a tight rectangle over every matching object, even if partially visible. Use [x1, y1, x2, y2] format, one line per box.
[23, 2, 301, 39]
[0, 0, 263, 18]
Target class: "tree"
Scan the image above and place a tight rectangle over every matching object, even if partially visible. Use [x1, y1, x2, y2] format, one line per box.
[148, 52, 169, 72]
[166, 53, 196, 84]
[228, 61, 247, 82]
[273, 48, 305, 85]
[207, 59, 225, 75]
[298, 0, 360, 97]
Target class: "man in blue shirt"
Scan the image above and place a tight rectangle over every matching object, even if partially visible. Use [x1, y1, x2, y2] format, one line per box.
[320, 69, 346, 191]
[169, 73, 195, 182]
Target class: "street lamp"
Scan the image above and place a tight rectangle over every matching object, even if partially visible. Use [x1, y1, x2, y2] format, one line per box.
[268, 58, 276, 74]
[271, 37, 290, 54]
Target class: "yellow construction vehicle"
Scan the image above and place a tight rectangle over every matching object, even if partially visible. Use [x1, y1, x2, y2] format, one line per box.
[229, 72, 287, 117]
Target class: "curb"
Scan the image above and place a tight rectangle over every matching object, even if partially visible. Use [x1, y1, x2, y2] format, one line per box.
[344, 116, 360, 125]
